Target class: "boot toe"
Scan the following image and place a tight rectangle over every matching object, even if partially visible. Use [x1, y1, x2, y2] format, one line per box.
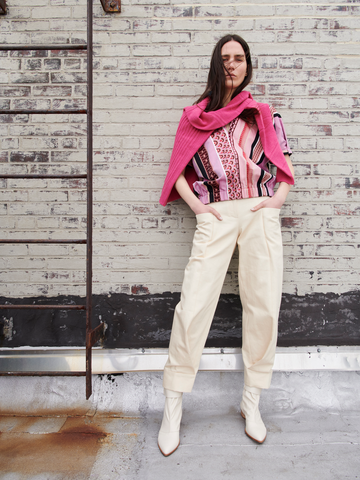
[158, 431, 180, 456]
[244, 418, 267, 444]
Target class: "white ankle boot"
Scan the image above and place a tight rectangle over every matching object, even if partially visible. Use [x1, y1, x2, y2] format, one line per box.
[240, 385, 267, 443]
[158, 388, 183, 456]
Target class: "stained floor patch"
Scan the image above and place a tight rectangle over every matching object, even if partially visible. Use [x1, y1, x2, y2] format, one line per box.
[0, 416, 110, 478]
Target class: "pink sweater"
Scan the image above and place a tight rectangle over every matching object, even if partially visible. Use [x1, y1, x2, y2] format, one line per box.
[159, 91, 294, 206]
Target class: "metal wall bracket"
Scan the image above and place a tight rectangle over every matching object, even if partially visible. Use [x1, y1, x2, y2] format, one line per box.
[0, 0, 6, 15]
[100, 0, 121, 13]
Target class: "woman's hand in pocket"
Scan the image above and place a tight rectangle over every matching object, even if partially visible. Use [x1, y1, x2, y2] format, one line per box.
[192, 203, 223, 221]
[251, 183, 290, 212]
[250, 195, 283, 212]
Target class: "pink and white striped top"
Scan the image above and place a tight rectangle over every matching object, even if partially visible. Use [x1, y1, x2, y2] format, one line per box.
[190, 107, 292, 204]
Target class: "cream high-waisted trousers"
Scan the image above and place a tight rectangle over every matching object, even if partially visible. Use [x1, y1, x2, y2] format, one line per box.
[163, 197, 283, 393]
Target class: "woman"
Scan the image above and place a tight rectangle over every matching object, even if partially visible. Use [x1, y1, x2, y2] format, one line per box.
[158, 34, 294, 456]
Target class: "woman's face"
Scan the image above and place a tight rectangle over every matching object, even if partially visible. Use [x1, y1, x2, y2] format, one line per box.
[221, 40, 247, 94]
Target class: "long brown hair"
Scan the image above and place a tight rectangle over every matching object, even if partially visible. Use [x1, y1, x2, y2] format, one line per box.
[195, 34, 255, 120]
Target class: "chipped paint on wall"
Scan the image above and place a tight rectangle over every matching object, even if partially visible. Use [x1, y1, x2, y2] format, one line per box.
[1, 291, 359, 349]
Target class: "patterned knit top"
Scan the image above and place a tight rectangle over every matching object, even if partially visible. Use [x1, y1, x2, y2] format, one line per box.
[190, 107, 291, 205]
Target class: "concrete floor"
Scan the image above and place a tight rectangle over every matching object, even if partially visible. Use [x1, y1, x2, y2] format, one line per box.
[0, 371, 360, 479]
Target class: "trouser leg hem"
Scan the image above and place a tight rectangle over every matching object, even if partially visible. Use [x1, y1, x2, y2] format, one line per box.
[163, 371, 196, 393]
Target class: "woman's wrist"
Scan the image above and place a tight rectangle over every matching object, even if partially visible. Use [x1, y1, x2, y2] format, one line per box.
[275, 182, 291, 200]
[189, 198, 206, 214]
[175, 172, 208, 214]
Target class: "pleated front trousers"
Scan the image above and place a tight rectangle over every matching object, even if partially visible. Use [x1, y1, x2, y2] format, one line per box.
[163, 197, 283, 393]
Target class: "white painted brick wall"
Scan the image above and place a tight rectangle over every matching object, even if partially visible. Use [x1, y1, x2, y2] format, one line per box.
[0, 0, 359, 298]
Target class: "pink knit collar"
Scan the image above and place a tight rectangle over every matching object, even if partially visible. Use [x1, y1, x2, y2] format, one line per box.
[185, 91, 257, 131]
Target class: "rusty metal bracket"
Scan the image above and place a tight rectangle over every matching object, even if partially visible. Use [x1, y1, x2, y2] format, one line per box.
[88, 322, 107, 348]
[86, 322, 106, 399]
[100, 0, 121, 13]
[0, 0, 6, 15]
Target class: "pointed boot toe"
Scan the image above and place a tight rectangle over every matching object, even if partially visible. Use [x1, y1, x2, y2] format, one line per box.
[240, 410, 267, 443]
[158, 389, 183, 456]
[158, 431, 180, 456]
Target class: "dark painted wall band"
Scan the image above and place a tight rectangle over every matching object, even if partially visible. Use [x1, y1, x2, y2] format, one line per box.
[0, 291, 359, 348]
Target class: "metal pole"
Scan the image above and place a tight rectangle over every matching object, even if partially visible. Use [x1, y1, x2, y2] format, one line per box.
[86, 0, 93, 400]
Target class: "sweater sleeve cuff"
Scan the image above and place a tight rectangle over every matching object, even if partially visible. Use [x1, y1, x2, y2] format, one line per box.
[276, 169, 294, 185]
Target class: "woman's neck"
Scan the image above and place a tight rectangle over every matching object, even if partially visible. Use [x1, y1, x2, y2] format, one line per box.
[222, 89, 234, 108]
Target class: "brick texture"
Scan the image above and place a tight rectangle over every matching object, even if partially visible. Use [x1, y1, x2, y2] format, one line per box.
[0, 0, 359, 299]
